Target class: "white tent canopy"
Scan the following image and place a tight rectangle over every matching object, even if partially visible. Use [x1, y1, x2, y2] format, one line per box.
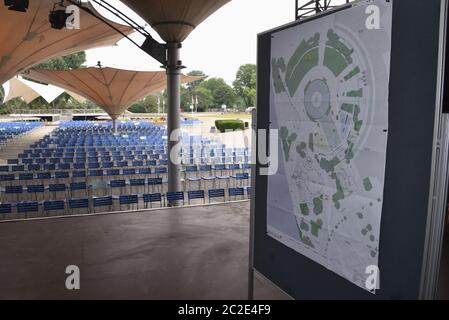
[2, 77, 86, 104]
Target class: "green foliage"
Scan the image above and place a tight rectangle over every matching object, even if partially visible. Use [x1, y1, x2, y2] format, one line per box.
[214, 119, 245, 133]
[0, 52, 88, 114]
[199, 78, 236, 109]
[128, 95, 158, 113]
[35, 52, 86, 70]
[233, 64, 256, 108]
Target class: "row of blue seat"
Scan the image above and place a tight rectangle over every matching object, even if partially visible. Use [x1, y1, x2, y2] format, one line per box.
[0, 187, 251, 216]
[0, 122, 42, 144]
[0, 173, 250, 194]
[0, 163, 250, 177]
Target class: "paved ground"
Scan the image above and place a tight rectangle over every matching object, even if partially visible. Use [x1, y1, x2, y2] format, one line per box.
[0, 124, 55, 165]
[0, 201, 287, 300]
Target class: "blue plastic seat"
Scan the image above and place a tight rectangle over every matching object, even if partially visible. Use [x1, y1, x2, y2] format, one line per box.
[49, 184, 66, 192]
[4, 185, 23, 194]
[228, 187, 245, 199]
[43, 200, 65, 212]
[55, 171, 70, 179]
[187, 190, 205, 204]
[143, 193, 163, 207]
[110, 180, 126, 188]
[70, 182, 87, 190]
[208, 189, 225, 202]
[27, 184, 45, 193]
[69, 198, 89, 210]
[0, 203, 12, 215]
[130, 178, 145, 186]
[17, 201, 39, 214]
[166, 191, 184, 204]
[19, 173, 33, 181]
[93, 196, 113, 212]
[119, 194, 138, 206]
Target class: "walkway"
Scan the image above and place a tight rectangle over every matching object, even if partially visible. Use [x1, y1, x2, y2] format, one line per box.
[0, 201, 287, 299]
[0, 124, 56, 165]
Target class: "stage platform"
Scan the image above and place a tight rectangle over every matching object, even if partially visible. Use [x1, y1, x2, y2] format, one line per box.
[0, 201, 287, 299]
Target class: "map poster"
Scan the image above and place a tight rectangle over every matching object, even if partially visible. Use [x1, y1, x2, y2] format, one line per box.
[267, 0, 392, 291]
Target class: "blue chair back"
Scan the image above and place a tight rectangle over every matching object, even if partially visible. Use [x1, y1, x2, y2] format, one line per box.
[119, 194, 138, 205]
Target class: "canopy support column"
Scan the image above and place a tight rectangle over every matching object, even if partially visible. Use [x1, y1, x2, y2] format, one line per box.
[166, 42, 182, 206]
[112, 118, 118, 134]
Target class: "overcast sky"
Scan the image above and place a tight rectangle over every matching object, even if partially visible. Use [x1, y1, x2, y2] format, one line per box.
[86, 0, 348, 85]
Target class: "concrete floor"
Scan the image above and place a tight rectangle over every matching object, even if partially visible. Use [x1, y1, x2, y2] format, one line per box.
[0, 201, 287, 300]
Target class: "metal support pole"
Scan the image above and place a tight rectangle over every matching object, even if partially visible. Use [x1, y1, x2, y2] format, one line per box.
[166, 42, 182, 206]
[112, 118, 118, 134]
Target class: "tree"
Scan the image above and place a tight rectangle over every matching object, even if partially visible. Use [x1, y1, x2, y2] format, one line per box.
[16, 52, 88, 110]
[233, 64, 256, 108]
[35, 52, 86, 70]
[186, 70, 206, 92]
[128, 95, 159, 113]
[199, 77, 236, 109]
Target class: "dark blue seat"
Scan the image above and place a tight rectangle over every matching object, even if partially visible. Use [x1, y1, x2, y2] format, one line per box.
[0, 203, 12, 215]
[107, 169, 120, 176]
[58, 163, 71, 170]
[187, 190, 205, 204]
[110, 180, 126, 188]
[233, 172, 249, 180]
[214, 164, 226, 171]
[17, 201, 39, 214]
[241, 163, 251, 169]
[4, 185, 23, 194]
[43, 164, 56, 171]
[70, 182, 87, 190]
[132, 160, 144, 167]
[7, 159, 19, 165]
[12, 165, 25, 172]
[166, 191, 184, 204]
[130, 178, 145, 186]
[74, 163, 86, 169]
[19, 173, 33, 181]
[88, 162, 100, 169]
[229, 187, 245, 198]
[69, 198, 89, 210]
[119, 194, 138, 205]
[185, 166, 198, 172]
[93, 196, 113, 210]
[72, 170, 86, 178]
[139, 167, 152, 174]
[155, 167, 167, 174]
[55, 171, 70, 179]
[0, 166, 9, 172]
[37, 172, 51, 180]
[43, 200, 65, 211]
[208, 189, 225, 202]
[102, 161, 114, 168]
[228, 164, 241, 170]
[89, 169, 104, 177]
[49, 184, 66, 192]
[143, 193, 162, 207]
[123, 168, 136, 175]
[27, 184, 45, 193]
[27, 164, 41, 171]
[148, 178, 163, 186]
[0, 174, 15, 182]
[200, 165, 212, 172]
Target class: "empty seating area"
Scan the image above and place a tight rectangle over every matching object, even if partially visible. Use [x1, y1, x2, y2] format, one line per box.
[0, 121, 42, 148]
[0, 121, 251, 220]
